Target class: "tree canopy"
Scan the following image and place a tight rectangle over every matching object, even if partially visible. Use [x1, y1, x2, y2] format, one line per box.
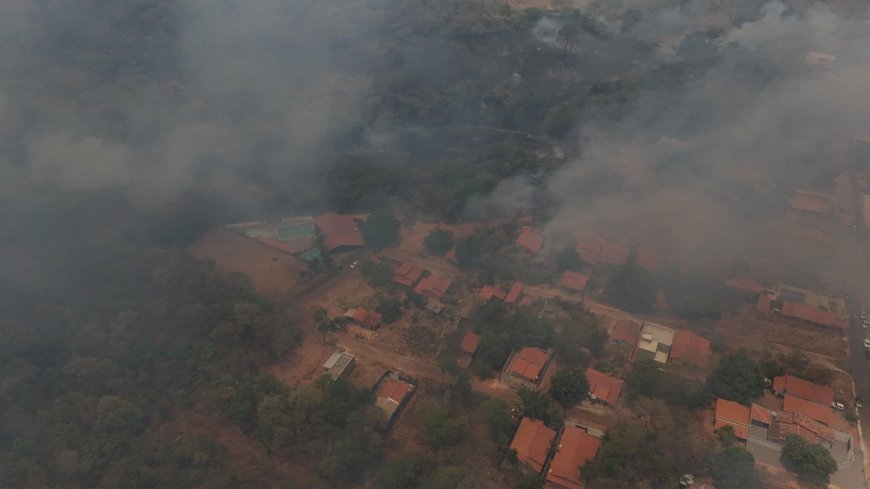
[708, 351, 764, 404]
[424, 229, 454, 255]
[549, 368, 589, 408]
[362, 212, 402, 249]
[781, 435, 837, 486]
[713, 446, 756, 489]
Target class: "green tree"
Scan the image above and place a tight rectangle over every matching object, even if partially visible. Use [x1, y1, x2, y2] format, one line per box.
[626, 361, 712, 409]
[708, 351, 764, 404]
[424, 229, 454, 255]
[361, 212, 401, 249]
[781, 435, 837, 487]
[420, 405, 465, 448]
[713, 447, 756, 489]
[480, 399, 514, 438]
[603, 252, 655, 313]
[376, 296, 403, 324]
[317, 319, 339, 344]
[555, 246, 584, 272]
[373, 454, 428, 489]
[549, 368, 589, 408]
[419, 465, 464, 489]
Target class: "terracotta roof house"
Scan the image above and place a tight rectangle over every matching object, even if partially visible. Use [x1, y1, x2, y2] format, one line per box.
[781, 301, 846, 329]
[459, 331, 480, 355]
[545, 426, 601, 489]
[610, 320, 639, 347]
[343, 308, 384, 330]
[313, 213, 365, 251]
[769, 410, 834, 446]
[575, 237, 631, 267]
[479, 285, 507, 301]
[510, 417, 557, 474]
[585, 368, 623, 406]
[393, 262, 425, 287]
[505, 282, 525, 305]
[783, 394, 833, 426]
[751, 403, 773, 427]
[415, 274, 453, 300]
[772, 375, 834, 406]
[516, 227, 544, 254]
[503, 347, 552, 389]
[376, 379, 415, 423]
[669, 330, 712, 367]
[558, 271, 590, 292]
[714, 398, 751, 440]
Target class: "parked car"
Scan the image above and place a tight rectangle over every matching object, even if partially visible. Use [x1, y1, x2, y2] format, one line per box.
[860, 312, 867, 320]
[856, 397, 863, 408]
[852, 224, 859, 233]
[864, 321, 868, 329]
[833, 401, 846, 410]
[349, 260, 359, 269]
[864, 338, 870, 349]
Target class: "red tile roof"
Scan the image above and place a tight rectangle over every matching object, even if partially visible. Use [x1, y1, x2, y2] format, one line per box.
[781, 301, 846, 329]
[505, 282, 524, 304]
[769, 410, 834, 445]
[610, 319, 639, 346]
[393, 262, 424, 287]
[670, 330, 712, 367]
[516, 227, 544, 253]
[314, 213, 364, 251]
[751, 404, 773, 426]
[715, 398, 751, 440]
[445, 247, 457, 263]
[578, 236, 631, 267]
[585, 368, 624, 406]
[414, 274, 453, 300]
[344, 308, 384, 329]
[459, 332, 480, 355]
[559, 271, 590, 292]
[757, 294, 772, 314]
[377, 379, 412, 404]
[725, 278, 764, 294]
[508, 347, 550, 383]
[772, 375, 834, 406]
[479, 285, 507, 301]
[510, 417, 556, 473]
[546, 426, 601, 489]
[783, 394, 832, 425]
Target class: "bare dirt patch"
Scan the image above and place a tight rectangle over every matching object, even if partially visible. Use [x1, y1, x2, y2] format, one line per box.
[188, 228, 306, 299]
[269, 341, 336, 388]
[715, 305, 847, 358]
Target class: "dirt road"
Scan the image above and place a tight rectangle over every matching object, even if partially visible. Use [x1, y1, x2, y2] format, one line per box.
[334, 334, 447, 383]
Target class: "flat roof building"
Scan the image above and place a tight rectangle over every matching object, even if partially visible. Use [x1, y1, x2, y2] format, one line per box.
[632, 322, 675, 364]
[322, 351, 356, 381]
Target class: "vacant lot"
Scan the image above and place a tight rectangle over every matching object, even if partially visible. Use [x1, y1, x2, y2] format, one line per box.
[188, 228, 306, 299]
[716, 305, 847, 358]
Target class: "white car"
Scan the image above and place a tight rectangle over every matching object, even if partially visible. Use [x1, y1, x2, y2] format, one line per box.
[349, 260, 359, 269]
[864, 321, 869, 329]
[863, 338, 870, 349]
[833, 401, 846, 410]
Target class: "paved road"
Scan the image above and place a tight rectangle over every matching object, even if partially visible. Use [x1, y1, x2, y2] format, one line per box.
[837, 169, 870, 487]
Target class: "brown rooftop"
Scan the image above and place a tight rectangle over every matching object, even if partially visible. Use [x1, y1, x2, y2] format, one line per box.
[510, 417, 556, 474]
